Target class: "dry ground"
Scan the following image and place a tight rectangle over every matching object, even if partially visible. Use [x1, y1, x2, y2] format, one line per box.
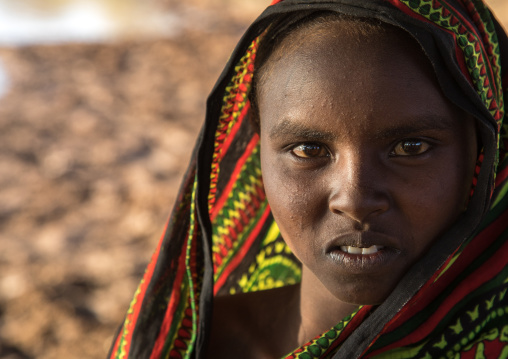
[0, 1, 265, 358]
[0, 1, 505, 359]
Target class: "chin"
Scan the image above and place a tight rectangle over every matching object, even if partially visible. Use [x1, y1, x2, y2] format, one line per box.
[327, 279, 397, 307]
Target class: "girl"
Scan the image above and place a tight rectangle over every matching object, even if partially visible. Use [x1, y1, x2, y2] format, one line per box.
[109, 1, 508, 358]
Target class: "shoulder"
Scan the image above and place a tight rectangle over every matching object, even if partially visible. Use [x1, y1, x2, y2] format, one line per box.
[206, 284, 300, 359]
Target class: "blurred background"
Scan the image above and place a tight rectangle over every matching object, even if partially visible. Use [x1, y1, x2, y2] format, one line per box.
[0, 1, 505, 358]
[0, 1, 265, 358]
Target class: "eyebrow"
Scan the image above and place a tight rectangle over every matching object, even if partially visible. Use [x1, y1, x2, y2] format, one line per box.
[268, 119, 337, 141]
[374, 114, 457, 139]
[268, 114, 458, 141]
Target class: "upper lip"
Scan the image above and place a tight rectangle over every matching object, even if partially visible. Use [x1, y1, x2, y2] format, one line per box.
[325, 231, 400, 253]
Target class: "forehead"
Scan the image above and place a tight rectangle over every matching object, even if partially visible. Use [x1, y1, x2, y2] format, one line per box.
[256, 20, 460, 135]
[258, 20, 426, 87]
[259, 20, 434, 97]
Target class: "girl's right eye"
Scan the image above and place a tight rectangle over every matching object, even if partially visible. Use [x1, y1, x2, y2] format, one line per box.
[291, 143, 329, 158]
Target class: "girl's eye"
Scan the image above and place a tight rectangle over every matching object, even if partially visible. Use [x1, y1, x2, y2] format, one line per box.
[291, 144, 328, 158]
[391, 139, 430, 156]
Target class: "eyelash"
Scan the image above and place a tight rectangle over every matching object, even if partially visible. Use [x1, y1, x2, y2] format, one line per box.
[289, 139, 432, 160]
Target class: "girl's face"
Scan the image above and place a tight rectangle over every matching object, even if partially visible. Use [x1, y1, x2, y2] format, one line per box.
[258, 25, 478, 305]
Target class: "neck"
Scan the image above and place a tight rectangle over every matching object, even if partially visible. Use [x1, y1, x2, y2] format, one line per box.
[297, 268, 359, 344]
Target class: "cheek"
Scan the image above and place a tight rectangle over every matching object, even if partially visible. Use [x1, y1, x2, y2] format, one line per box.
[262, 161, 309, 228]
[399, 147, 477, 248]
[451, 117, 478, 205]
[444, 136, 478, 209]
[260, 150, 325, 255]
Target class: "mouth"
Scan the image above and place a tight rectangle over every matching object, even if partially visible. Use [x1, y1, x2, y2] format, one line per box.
[324, 232, 401, 273]
[326, 231, 398, 253]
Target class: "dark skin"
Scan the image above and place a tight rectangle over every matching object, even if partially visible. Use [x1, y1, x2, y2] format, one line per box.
[207, 284, 301, 358]
[206, 21, 478, 359]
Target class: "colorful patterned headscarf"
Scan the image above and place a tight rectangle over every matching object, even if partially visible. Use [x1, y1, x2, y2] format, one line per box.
[109, 0, 508, 358]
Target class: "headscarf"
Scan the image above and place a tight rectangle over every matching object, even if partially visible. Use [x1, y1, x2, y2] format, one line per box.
[109, 0, 508, 358]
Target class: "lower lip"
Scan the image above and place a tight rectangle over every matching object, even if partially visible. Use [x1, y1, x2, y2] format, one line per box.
[326, 247, 400, 274]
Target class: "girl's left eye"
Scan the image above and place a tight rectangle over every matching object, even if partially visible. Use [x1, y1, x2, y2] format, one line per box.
[391, 139, 430, 156]
[291, 144, 329, 158]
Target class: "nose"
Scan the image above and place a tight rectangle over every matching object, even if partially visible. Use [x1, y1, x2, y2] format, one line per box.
[328, 152, 391, 224]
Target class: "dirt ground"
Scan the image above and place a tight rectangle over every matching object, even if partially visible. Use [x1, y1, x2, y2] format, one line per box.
[0, 1, 265, 358]
[0, 1, 505, 359]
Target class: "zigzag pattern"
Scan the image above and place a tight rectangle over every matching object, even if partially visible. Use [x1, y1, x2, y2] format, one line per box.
[465, 0, 504, 111]
[284, 309, 364, 359]
[226, 221, 301, 294]
[208, 39, 259, 212]
[464, 0, 507, 159]
[212, 144, 265, 274]
[233, 241, 300, 293]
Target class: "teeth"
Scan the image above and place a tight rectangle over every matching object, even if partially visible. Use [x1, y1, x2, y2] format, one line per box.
[339, 245, 384, 255]
[361, 245, 381, 255]
[348, 246, 363, 254]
